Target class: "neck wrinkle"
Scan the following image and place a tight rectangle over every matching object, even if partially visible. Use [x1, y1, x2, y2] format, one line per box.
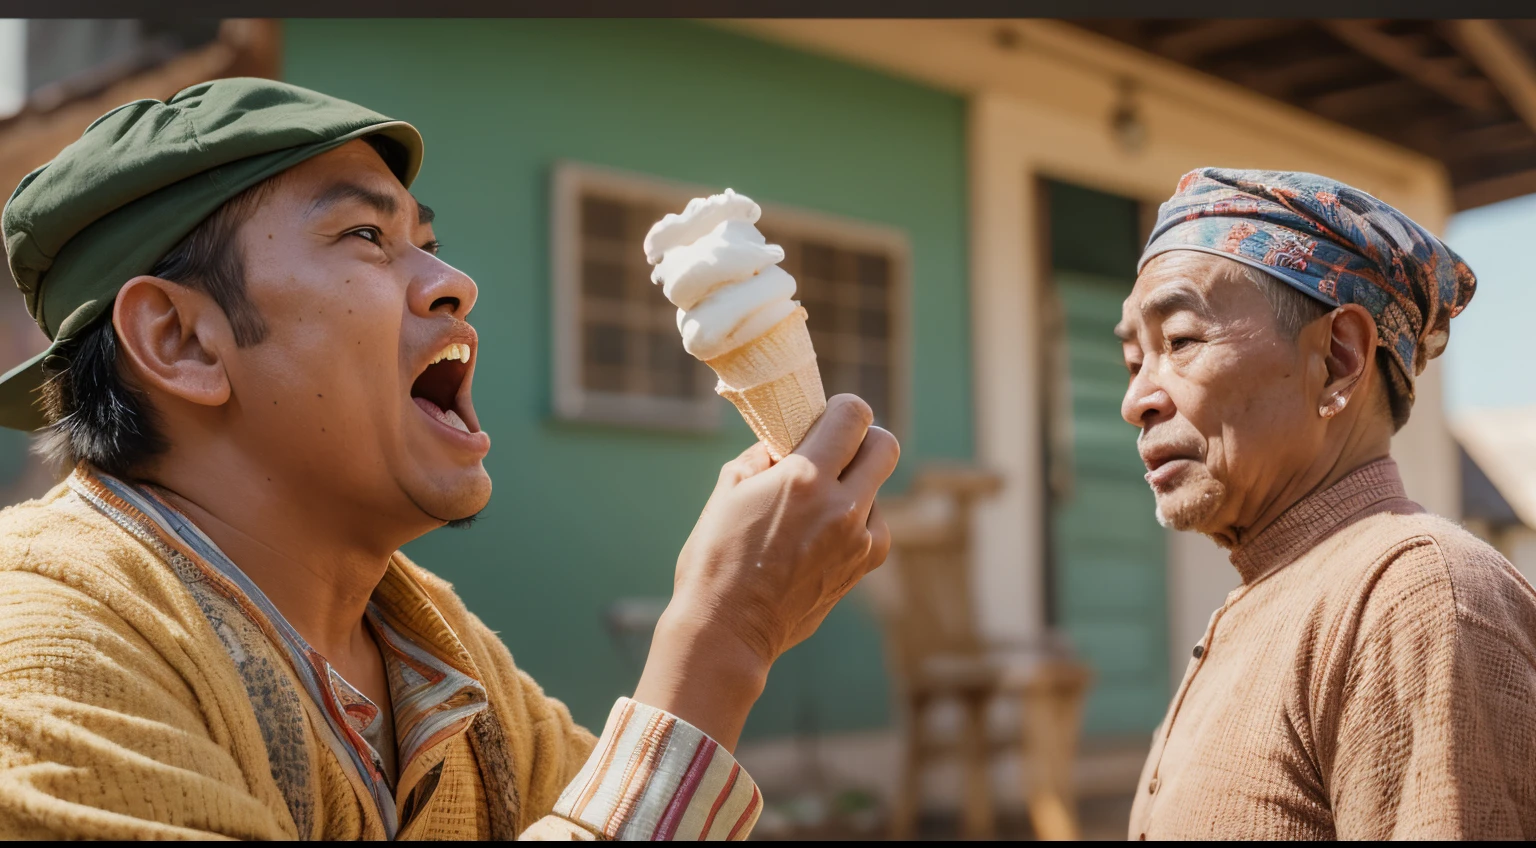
[1225, 457, 1416, 584]
[141, 473, 395, 656]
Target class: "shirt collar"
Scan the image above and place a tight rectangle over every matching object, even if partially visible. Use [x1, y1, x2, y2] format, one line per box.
[1228, 457, 1418, 584]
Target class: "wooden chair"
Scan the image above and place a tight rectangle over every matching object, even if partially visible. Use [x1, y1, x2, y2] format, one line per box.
[872, 466, 1092, 841]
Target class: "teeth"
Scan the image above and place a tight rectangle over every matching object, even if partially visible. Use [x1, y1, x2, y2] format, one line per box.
[430, 343, 472, 365]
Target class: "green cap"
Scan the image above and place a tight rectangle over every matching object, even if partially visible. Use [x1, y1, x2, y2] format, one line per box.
[0, 77, 423, 431]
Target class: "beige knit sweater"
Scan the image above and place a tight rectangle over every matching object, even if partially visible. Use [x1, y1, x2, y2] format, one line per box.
[1129, 459, 1536, 840]
[0, 480, 597, 839]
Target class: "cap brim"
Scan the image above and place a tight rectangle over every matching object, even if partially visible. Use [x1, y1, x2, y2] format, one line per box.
[363, 121, 424, 187]
[0, 344, 52, 432]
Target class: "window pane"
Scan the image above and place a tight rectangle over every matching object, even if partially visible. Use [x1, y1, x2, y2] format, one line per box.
[583, 258, 626, 300]
[628, 261, 659, 303]
[581, 196, 626, 239]
[856, 253, 889, 289]
[585, 322, 626, 367]
[648, 332, 701, 399]
[858, 306, 889, 340]
[856, 254, 890, 310]
[801, 242, 836, 282]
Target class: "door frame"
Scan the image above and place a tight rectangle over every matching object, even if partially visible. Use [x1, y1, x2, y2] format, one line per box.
[966, 82, 1457, 657]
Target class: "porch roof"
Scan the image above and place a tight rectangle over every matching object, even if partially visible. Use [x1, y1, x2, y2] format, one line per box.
[1069, 20, 1536, 210]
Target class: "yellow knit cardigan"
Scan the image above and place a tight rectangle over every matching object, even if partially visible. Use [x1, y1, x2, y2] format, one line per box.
[0, 480, 599, 839]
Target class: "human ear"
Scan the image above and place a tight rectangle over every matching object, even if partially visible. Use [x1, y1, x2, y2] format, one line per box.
[112, 276, 233, 408]
[1317, 304, 1376, 419]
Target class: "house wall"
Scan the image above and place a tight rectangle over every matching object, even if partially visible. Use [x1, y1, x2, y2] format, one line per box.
[724, 17, 1460, 715]
[282, 18, 972, 739]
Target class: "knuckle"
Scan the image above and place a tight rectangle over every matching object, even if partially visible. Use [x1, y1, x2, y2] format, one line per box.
[835, 507, 864, 537]
[780, 455, 820, 489]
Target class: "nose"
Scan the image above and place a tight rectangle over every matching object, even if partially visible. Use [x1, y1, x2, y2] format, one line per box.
[408, 253, 479, 321]
[1122, 365, 1175, 429]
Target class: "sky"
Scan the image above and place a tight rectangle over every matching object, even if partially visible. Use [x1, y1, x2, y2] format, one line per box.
[1443, 195, 1536, 414]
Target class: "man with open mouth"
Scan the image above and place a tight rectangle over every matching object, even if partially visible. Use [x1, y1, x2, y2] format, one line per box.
[1118, 168, 1536, 839]
[0, 79, 899, 839]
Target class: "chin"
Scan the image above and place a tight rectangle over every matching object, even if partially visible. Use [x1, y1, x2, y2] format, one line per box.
[409, 463, 493, 526]
[1151, 474, 1227, 534]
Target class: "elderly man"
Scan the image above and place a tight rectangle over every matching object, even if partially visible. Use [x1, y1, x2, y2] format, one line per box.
[0, 79, 899, 839]
[1119, 169, 1536, 840]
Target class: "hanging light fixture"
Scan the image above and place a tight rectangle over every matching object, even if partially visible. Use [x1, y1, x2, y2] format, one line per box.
[1110, 78, 1148, 155]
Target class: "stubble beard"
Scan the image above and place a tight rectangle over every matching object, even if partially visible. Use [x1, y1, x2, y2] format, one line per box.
[1151, 465, 1228, 535]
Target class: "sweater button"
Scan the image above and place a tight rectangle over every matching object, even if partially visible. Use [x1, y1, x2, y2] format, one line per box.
[1148, 777, 1159, 794]
[1192, 644, 1205, 659]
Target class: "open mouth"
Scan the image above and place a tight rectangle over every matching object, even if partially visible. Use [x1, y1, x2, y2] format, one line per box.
[411, 342, 477, 435]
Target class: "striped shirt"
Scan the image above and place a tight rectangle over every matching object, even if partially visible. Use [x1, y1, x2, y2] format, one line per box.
[555, 699, 762, 840]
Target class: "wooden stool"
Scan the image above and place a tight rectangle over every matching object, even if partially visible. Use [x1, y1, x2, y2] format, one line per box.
[873, 466, 1092, 841]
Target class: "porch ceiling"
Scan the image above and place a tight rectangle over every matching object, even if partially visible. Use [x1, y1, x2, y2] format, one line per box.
[1067, 20, 1536, 211]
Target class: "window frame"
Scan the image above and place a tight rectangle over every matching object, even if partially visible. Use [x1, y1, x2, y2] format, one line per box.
[551, 161, 912, 438]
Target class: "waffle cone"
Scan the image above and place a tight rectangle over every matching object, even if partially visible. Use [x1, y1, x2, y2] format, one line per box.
[706, 307, 827, 460]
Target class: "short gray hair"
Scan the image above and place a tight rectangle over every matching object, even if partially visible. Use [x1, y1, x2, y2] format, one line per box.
[1235, 262, 1409, 431]
[1235, 263, 1329, 339]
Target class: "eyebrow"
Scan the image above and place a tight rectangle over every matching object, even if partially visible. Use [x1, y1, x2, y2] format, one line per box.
[309, 181, 436, 225]
[1114, 283, 1215, 341]
[1143, 284, 1215, 322]
[309, 181, 396, 218]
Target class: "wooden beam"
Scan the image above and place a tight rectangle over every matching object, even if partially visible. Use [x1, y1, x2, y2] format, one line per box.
[1382, 109, 1536, 153]
[1152, 19, 1308, 63]
[1322, 20, 1500, 113]
[1067, 19, 1146, 47]
[1440, 120, 1536, 161]
[1446, 21, 1536, 140]
[1496, 19, 1536, 46]
[1446, 144, 1536, 185]
[1307, 77, 1427, 121]
[1453, 164, 1536, 209]
[1220, 52, 1380, 101]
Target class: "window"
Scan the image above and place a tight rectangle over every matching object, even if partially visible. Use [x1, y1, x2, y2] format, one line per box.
[552, 163, 908, 433]
[3, 20, 223, 118]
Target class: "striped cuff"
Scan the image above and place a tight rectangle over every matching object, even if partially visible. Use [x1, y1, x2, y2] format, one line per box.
[553, 698, 761, 841]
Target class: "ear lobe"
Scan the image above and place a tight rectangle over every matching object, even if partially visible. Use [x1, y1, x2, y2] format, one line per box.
[112, 276, 233, 409]
[1320, 304, 1377, 412]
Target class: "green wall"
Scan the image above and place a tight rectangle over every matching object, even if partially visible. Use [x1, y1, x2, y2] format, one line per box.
[283, 19, 971, 739]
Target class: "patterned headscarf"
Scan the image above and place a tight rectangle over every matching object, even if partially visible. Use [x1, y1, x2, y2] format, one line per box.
[1139, 168, 1477, 404]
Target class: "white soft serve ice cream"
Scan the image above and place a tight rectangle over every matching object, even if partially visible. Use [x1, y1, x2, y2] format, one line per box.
[643, 189, 799, 362]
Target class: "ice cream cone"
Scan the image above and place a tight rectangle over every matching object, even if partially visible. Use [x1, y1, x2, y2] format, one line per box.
[707, 307, 826, 460]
